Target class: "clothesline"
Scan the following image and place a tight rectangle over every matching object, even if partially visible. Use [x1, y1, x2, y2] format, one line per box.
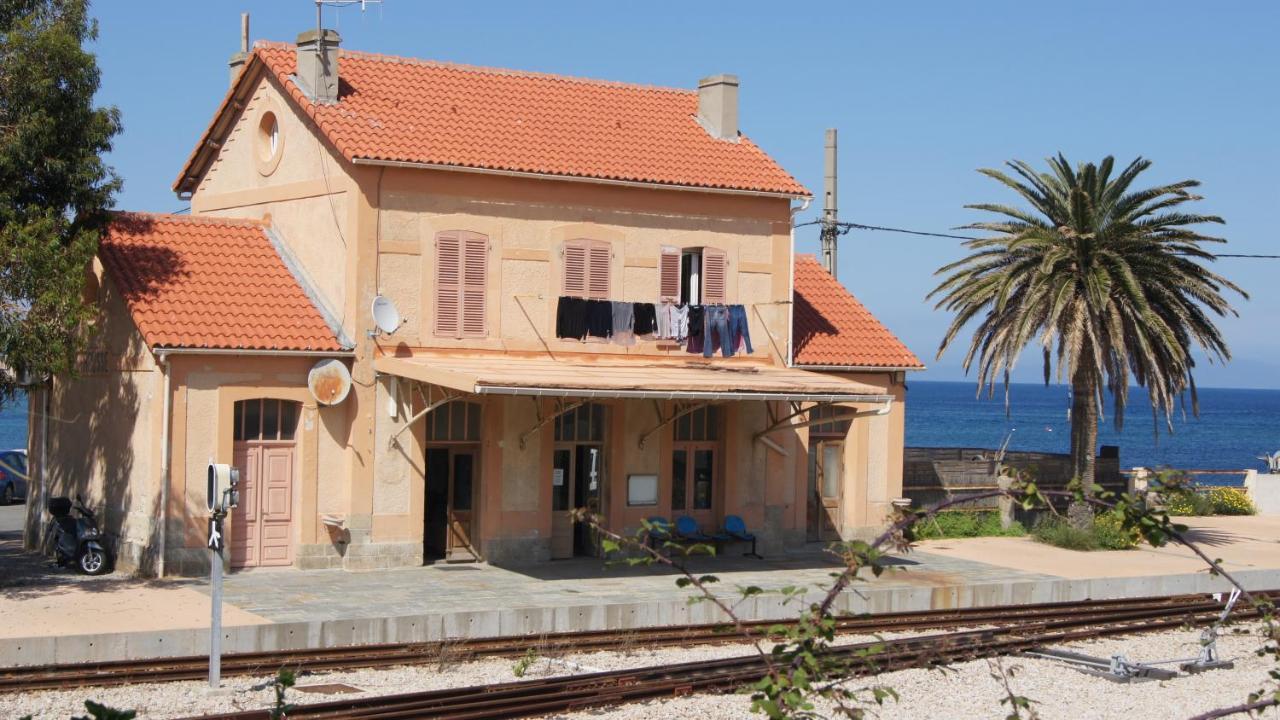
[553, 297, 754, 359]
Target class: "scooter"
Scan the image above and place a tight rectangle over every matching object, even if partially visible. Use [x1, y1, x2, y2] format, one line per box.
[44, 494, 112, 575]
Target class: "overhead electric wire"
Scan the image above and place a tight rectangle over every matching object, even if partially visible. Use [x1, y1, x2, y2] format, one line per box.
[797, 219, 1280, 258]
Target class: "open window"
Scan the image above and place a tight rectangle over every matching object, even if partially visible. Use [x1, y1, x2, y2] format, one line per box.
[659, 246, 726, 304]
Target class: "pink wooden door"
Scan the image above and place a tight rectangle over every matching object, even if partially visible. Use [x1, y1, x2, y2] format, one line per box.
[230, 442, 295, 569]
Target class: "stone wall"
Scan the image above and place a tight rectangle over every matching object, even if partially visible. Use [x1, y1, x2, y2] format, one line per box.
[903, 446, 1123, 510]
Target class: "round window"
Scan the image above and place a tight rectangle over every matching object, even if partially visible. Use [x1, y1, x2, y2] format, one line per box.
[255, 111, 283, 174]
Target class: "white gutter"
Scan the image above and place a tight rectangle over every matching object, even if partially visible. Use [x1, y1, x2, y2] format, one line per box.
[157, 351, 172, 578]
[787, 197, 812, 368]
[475, 385, 893, 404]
[153, 347, 354, 357]
[350, 157, 811, 201]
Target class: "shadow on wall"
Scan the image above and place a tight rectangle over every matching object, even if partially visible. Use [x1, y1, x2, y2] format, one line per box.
[45, 214, 187, 575]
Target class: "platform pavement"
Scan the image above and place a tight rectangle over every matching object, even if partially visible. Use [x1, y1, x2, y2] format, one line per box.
[3, 515, 1279, 668]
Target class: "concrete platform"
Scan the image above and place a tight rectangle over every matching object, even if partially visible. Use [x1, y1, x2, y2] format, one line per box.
[3, 514, 1279, 668]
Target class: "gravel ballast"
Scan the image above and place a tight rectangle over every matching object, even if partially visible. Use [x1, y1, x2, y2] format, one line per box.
[3, 626, 1275, 719]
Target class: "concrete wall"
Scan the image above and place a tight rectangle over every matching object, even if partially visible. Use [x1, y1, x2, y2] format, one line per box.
[25, 264, 162, 573]
[903, 446, 1124, 510]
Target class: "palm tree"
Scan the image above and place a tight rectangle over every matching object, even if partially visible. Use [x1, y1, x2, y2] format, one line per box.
[930, 155, 1246, 489]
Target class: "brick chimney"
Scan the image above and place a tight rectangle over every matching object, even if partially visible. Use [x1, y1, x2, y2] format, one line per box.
[296, 28, 341, 104]
[697, 74, 739, 141]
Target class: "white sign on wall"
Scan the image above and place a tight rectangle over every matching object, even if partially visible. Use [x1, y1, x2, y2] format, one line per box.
[552, 468, 565, 487]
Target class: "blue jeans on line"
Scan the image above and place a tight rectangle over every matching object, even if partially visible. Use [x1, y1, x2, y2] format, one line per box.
[728, 305, 753, 356]
[703, 306, 732, 358]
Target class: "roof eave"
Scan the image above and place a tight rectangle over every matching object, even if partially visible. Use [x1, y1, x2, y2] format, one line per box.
[173, 57, 270, 197]
[793, 363, 926, 372]
[349, 157, 811, 200]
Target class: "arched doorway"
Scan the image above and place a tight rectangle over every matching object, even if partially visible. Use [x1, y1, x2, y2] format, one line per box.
[230, 398, 300, 569]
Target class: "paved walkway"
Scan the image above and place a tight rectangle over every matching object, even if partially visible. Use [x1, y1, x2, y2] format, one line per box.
[205, 549, 1056, 624]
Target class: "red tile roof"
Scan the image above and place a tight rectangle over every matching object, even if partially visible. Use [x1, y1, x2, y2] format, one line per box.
[792, 254, 923, 369]
[99, 213, 345, 352]
[176, 44, 808, 197]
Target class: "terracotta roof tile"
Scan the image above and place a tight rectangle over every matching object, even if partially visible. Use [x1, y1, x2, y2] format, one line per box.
[186, 43, 807, 197]
[792, 254, 923, 369]
[99, 213, 345, 352]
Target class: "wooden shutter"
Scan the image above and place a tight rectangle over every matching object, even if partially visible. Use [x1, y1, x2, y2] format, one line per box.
[434, 231, 461, 337]
[460, 231, 488, 337]
[658, 246, 681, 302]
[563, 241, 587, 297]
[587, 242, 611, 299]
[563, 239, 611, 299]
[701, 247, 727, 304]
[435, 230, 488, 338]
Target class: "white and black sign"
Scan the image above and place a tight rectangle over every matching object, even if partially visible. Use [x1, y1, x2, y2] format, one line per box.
[207, 517, 224, 552]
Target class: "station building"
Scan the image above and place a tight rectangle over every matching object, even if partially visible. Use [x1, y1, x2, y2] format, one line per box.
[25, 31, 923, 575]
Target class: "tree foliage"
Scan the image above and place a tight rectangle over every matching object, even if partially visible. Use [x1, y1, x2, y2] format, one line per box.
[930, 155, 1244, 485]
[0, 0, 120, 399]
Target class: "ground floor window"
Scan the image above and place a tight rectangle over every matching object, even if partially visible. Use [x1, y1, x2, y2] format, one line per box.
[424, 400, 482, 563]
[671, 405, 721, 515]
[552, 402, 607, 559]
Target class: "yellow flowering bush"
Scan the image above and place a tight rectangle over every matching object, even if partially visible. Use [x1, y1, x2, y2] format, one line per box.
[1207, 486, 1255, 515]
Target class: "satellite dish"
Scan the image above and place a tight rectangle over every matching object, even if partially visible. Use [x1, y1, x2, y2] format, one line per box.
[308, 359, 352, 406]
[371, 295, 402, 336]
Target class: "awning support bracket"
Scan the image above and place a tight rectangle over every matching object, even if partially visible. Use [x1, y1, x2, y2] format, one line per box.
[638, 400, 714, 449]
[753, 399, 893, 455]
[388, 383, 463, 448]
[519, 398, 588, 449]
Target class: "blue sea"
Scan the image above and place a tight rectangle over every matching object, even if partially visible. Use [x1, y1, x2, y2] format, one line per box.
[0, 383, 1274, 477]
[906, 381, 1280, 476]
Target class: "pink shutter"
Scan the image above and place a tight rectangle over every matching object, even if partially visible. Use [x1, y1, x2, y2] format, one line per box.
[563, 241, 587, 297]
[460, 232, 488, 337]
[658, 246, 680, 302]
[587, 241, 611, 299]
[434, 232, 461, 337]
[702, 248, 727, 304]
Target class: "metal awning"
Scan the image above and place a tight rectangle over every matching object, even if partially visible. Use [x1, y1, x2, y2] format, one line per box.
[374, 353, 892, 404]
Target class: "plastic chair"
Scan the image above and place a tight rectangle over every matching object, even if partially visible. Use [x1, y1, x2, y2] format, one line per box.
[645, 516, 673, 548]
[723, 514, 761, 558]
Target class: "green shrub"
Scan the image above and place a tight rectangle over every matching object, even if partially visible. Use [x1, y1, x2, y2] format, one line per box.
[1092, 511, 1141, 550]
[1030, 516, 1098, 551]
[914, 511, 1025, 540]
[1163, 490, 1215, 516]
[1207, 486, 1255, 515]
[1031, 511, 1141, 551]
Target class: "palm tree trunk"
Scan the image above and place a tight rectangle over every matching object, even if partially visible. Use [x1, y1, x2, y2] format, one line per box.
[1069, 365, 1099, 492]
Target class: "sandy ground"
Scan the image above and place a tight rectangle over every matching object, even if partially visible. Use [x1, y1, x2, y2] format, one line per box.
[0, 584, 269, 639]
[916, 514, 1280, 579]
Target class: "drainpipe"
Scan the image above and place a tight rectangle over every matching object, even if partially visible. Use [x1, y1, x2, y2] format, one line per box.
[787, 197, 812, 368]
[39, 383, 49, 542]
[157, 351, 172, 578]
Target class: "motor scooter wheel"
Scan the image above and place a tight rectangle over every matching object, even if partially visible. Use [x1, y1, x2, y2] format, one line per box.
[77, 547, 109, 575]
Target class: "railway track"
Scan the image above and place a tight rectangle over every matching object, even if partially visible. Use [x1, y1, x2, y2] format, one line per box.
[181, 592, 1266, 720]
[1, 591, 1270, 696]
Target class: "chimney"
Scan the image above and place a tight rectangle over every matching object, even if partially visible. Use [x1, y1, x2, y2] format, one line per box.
[697, 74, 739, 141]
[295, 28, 341, 104]
[227, 13, 250, 88]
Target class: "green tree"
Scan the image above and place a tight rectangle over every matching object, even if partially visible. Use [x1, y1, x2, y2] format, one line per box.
[0, 0, 120, 398]
[930, 155, 1244, 488]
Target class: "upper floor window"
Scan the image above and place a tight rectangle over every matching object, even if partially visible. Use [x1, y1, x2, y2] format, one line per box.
[562, 239, 611, 299]
[434, 230, 488, 338]
[659, 246, 727, 305]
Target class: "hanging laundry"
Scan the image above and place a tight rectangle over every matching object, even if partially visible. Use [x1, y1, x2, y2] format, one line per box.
[685, 305, 705, 354]
[555, 296, 588, 340]
[672, 304, 689, 341]
[584, 299, 613, 339]
[632, 302, 657, 337]
[702, 305, 732, 358]
[611, 301, 636, 346]
[728, 304, 753, 355]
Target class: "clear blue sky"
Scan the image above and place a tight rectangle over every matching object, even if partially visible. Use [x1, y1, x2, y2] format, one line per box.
[89, 1, 1280, 388]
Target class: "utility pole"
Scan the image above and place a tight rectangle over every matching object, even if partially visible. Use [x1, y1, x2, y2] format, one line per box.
[820, 128, 839, 278]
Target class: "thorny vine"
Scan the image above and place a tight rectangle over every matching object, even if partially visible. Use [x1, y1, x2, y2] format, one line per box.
[577, 467, 1280, 720]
